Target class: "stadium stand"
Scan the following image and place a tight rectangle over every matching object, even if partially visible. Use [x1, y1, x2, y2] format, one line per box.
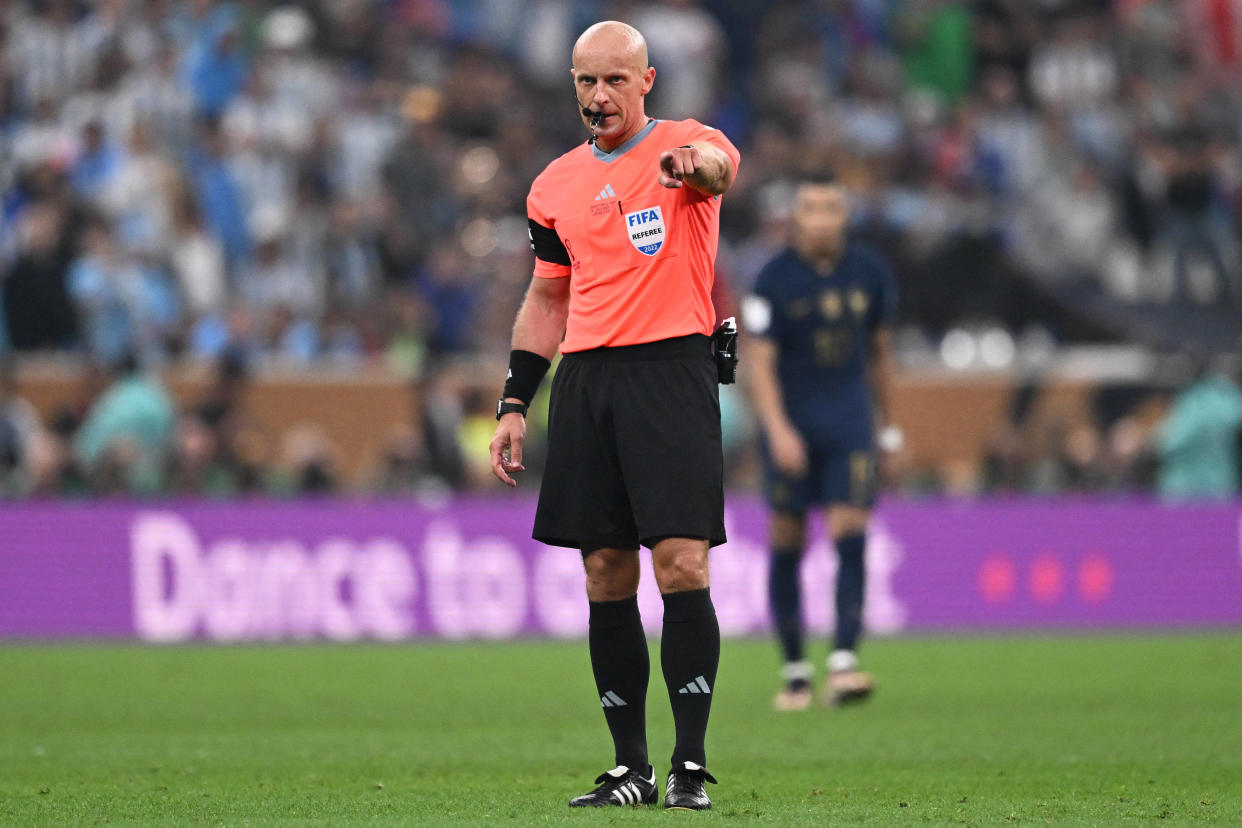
[1, 0, 1239, 498]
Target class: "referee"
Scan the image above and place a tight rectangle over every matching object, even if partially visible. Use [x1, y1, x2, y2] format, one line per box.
[488, 20, 739, 811]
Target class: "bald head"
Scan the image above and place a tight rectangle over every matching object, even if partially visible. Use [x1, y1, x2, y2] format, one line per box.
[570, 20, 656, 151]
[573, 21, 648, 74]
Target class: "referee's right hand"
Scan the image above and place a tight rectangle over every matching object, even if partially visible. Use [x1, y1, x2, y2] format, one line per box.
[490, 414, 527, 487]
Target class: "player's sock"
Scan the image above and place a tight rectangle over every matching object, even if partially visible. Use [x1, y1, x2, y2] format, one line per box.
[661, 588, 719, 768]
[589, 596, 650, 771]
[828, 649, 858, 673]
[768, 547, 804, 668]
[834, 532, 866, 653]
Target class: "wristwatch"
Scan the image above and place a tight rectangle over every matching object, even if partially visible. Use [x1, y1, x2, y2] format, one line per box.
[496, 400, 528, 420]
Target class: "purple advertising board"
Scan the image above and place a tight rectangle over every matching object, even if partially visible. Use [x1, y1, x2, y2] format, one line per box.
[1, 497, 1239, 641]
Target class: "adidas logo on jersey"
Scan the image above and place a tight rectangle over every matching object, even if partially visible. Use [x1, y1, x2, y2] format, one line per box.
[677, 676, 712, 695]
[594, 183, 617, 201]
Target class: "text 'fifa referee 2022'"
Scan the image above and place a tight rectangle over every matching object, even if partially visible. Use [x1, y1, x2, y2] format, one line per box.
[488, 20, 740, 812]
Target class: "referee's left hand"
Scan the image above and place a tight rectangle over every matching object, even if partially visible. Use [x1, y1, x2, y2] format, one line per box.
[659, 145, 703, 188]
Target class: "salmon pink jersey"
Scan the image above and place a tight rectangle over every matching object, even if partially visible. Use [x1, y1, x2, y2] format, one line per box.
[526, 118, 740, 353]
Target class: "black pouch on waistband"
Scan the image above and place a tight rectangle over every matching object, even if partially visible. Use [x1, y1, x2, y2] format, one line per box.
[712, 317, 738, 384]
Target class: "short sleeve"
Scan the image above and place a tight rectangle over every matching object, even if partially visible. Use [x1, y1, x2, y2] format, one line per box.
[742, 262, 779, 339]
[674, 119, 741, 178]
[527, 176, 571, 279]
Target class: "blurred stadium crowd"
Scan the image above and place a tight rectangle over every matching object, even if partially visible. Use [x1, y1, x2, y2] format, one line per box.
[1, 0, 1240, 500]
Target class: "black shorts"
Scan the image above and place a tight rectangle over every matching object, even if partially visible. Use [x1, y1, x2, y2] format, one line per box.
[533, 334, 727, 551]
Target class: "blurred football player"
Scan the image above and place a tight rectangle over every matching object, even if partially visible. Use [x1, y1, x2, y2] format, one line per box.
[742, 171, 899, 710]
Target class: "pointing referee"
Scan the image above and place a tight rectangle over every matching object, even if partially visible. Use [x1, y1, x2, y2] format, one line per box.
[488, 20, 739, 811]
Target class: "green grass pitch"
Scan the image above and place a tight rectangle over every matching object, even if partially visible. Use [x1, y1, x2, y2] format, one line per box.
[2, 634, 1239, 825]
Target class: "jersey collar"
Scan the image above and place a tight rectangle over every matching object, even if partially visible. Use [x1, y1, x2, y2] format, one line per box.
[791, 245, 848, 278]
[591, 119, 660, 163]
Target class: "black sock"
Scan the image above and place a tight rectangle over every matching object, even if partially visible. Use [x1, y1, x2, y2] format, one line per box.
[768, 547, 804, 664]
[588, 596, 649, 771]
[661, 588, 719, 768]
[834, 533, 866, 653]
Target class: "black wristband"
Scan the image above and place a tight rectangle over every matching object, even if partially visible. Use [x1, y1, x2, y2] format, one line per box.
[502, 350, 551, 405]
[496, 400, 527, 420]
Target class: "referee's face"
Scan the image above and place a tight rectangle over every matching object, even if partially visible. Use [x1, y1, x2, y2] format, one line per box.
[792, 183, 849, 260]
[571, 32, 656, 151]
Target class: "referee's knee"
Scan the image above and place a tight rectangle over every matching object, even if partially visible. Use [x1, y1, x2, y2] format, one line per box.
[651, 538, 709, 593]
[582, 547, 640, 600]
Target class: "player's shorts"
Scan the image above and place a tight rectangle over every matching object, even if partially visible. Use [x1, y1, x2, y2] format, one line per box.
[761, 432, 877, 514]
[533, 334, 727, 551]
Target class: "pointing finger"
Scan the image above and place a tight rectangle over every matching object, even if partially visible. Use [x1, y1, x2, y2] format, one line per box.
[659, 169, 682, 188]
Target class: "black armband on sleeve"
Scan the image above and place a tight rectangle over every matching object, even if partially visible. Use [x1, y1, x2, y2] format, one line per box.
[528, 219, 570, 266]
[502, 349, 552, 405]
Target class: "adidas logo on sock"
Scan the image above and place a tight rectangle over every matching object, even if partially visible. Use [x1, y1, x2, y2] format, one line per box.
[593, 183, 617, 201]
[600, 690, 627, 708]
[677, 676, 712, 695]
